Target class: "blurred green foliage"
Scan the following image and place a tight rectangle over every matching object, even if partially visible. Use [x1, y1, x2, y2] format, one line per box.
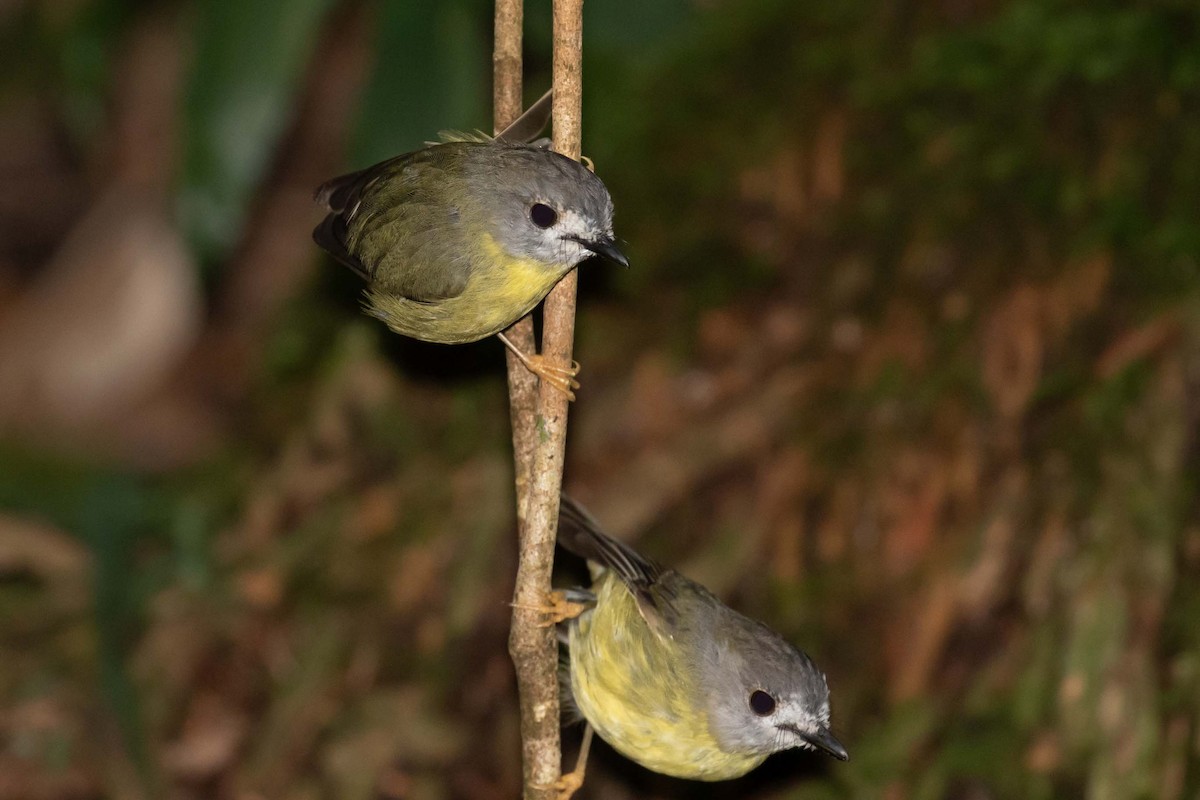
[575, 0, 1200, 314]
[351, 0, 490, 165]
[180, 0, 333, 266]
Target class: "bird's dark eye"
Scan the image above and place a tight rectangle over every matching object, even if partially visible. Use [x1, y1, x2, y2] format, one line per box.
[749, 690, 776, 716]
[530, 203, 558, 228]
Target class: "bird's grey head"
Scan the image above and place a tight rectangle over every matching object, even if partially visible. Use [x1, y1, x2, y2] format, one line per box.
[704, 614, 848, 762]
[480, 144, 627, 271]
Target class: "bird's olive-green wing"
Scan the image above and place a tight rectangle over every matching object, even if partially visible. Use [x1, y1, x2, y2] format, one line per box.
[313, 154, 407, 280]
[557, 495, 682, 639]
[312, 146, 474, 302]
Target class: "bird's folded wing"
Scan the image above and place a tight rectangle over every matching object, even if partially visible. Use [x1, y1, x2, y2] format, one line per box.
[313, 150, 473, 302]
[557, 495, 680, 639]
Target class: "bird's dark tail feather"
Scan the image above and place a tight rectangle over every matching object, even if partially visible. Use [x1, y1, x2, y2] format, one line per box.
[557, 495, 661, 586]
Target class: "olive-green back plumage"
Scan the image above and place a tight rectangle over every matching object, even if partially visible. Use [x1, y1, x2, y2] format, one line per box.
[316, 145, 470, 301]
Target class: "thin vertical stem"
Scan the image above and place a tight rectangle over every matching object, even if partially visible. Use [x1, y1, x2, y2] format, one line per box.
[496, 0, 579, 796]
[507, 0, 584, 793]
[493, 0, 523, 132]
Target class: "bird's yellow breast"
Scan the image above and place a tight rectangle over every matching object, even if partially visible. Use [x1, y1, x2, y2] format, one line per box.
[467, 233, 566, 324]
[366, 232, 569, 344]
[567, 574, 767, 781]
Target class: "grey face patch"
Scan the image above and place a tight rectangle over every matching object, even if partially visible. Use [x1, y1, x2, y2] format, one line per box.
[467, 143, 617, 270]
[701, 609, 834, 757]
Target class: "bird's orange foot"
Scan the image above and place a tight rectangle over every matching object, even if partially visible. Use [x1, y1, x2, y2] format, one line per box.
[523, 355, 581, 401]
[538, 769, 584, 800]
[534, 725, 593, 800]
[496, 333, 582, 401]
[512, 589, 590, 627]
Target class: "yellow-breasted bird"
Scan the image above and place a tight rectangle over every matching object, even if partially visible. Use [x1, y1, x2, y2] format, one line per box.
[553, 495, 847, 788]
[312, 92, 626, 399]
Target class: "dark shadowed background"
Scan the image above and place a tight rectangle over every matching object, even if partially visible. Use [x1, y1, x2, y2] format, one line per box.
[2, 1, 1199, 798]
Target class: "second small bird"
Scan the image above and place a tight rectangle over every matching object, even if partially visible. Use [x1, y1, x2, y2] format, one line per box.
[312, 92, 627, 399]
[556, 496, 847, 785]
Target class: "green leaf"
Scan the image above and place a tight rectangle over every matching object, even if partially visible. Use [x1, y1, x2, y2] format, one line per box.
[179, 0, 333, 265]
[351, 0, 488, 166]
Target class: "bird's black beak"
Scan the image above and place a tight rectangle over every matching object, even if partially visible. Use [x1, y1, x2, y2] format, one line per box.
[802, 727, 849, 762]
[574, 234, 629, 268]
